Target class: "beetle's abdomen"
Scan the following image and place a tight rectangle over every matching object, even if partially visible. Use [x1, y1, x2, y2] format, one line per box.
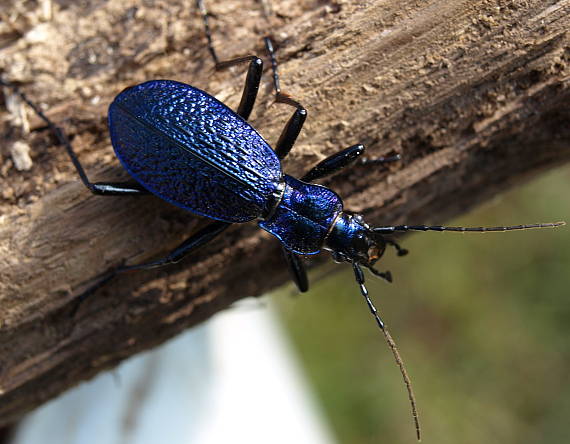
[259, 175, 343, 254]
[108, 80, 282, 223]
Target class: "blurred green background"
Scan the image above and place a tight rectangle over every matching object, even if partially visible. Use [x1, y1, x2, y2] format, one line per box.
[275, 165, 570, 444]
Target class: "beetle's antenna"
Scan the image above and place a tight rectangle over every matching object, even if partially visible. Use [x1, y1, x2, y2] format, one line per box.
[352, 263, 421, 441]
[374, 222, 565, 234]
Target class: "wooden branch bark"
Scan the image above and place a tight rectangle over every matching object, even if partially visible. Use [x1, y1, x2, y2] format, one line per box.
[0, 0, 569, 425]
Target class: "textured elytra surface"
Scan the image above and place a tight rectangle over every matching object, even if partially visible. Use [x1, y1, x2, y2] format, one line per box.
[109, 80, 282, 222]
[259, 175, 343, 254]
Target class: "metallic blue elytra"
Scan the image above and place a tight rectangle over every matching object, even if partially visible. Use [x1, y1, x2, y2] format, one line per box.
[108, 80, 350, 255]
[109, 80, 281, 223]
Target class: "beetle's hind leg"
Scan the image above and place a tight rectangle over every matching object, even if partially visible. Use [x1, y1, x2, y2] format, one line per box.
[264, 37, 303, 109]
[263, 37, 309, 160]
[1, 79, 150, 196]
[197, 0, 263, 121]
[268, 37, 400, 175]
[216, 55, 263, 121]
[196, 0, 220, 66]
[265, 37, 400, 174]
[274, 105, 307, 160]
[73, 221, 232, 311]
[118, 221, 231, 272]
[198, 2, 307, 155]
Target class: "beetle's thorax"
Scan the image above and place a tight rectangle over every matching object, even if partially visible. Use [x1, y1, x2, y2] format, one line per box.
[324, 212, 386, 265]
[258, 175, 343, 255]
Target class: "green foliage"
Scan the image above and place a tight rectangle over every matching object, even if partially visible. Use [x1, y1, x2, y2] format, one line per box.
[276, 166, 570, 444]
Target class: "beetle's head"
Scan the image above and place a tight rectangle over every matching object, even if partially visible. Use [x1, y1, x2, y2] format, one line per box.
[326, 213, 387, 267]
[351, 223, 388, 267]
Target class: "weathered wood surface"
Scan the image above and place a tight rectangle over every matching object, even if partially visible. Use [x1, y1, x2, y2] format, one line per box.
[0, 0, 569, 425]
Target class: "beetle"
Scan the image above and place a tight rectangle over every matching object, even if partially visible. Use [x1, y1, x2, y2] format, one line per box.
[0, 5, 564, 439]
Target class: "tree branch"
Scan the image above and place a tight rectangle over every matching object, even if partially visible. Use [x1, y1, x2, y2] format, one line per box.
[0, 0, 569, 425]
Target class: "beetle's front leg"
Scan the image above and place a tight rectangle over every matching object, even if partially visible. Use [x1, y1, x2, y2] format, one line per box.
[282, 248, 309, 293]
[301, 144, 366, 182]
[301, 144, 401, 182]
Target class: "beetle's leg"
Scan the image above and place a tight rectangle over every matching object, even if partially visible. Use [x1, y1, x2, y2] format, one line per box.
[385, 238, 409, 257]
[274, 107, 307, 160]
[1, 79, 151, 196]
[112, 221, 231, 272]
[216, 56, 263, 121]
[282, 248, 309, 293]
[265, 37, 401, 170]
[198, 5, 306, 152]
[302, 147, 401, 182]
[264, 37, 304, 109]
[196, 0, 220, 65]
[197, 0, 262, 120]
[263, 37, 308, 160]
[75, 221, 232, 306]
[301, 144, 401, 182]
[263, 35, 310, 290]
[368, 266, 393, 283]
[301, 144, 366, 182]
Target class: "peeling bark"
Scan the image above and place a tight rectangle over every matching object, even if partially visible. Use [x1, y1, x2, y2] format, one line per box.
[0, 0, 569, 425]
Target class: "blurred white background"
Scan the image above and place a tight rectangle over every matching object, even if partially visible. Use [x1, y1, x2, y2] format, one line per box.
[10, 304, 336, 444]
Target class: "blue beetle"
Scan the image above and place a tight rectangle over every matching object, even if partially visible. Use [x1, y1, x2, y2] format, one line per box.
[104, 70, 561, 303]
[103, 38, 563, 441]
[108, 79, 388, 276]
